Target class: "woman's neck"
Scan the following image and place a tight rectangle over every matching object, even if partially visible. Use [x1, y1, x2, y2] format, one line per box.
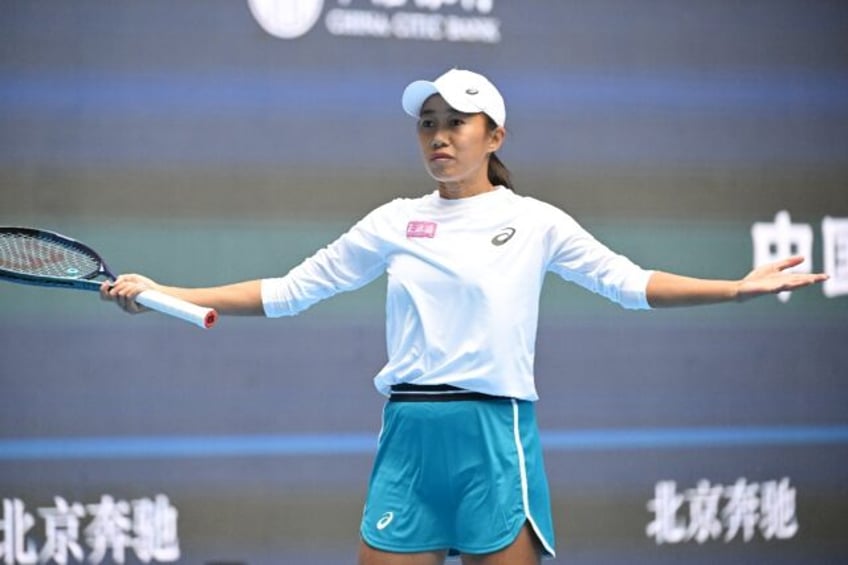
[437, 178, 496, 200]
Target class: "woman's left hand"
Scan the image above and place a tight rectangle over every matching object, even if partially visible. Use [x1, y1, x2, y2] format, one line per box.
[737, 256, 828, 301]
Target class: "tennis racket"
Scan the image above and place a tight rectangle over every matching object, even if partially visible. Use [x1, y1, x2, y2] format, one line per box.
[0, 227, 218, 329]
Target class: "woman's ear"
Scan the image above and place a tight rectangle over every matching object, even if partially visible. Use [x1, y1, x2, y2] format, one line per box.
[487, 126, 506, 153]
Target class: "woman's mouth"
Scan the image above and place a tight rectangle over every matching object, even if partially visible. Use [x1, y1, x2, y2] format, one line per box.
[430, 152, 453, 162]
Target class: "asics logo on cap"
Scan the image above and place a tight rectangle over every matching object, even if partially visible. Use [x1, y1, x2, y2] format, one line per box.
[466, 88, 479, 95]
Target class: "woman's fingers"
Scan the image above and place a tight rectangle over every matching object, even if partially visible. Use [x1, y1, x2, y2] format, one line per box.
[99, 274, 155, 314]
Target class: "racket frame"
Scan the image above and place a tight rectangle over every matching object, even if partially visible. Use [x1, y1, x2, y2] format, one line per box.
[0, 226, 114, 289]
[0, 226, 217, 329]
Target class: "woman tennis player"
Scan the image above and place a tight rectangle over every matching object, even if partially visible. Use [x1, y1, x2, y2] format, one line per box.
[102, 69, 827, 565]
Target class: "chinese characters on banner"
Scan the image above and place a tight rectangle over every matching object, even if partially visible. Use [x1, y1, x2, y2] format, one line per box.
[0, 495, 179, 564]
[752, 211, 848, 301]
[646, 478, 799, 544]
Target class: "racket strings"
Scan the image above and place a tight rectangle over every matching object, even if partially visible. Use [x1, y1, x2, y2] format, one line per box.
[0, 231, 100, 279]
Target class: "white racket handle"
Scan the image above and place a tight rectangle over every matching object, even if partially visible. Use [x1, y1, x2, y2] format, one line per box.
[136, 289, 218, 329]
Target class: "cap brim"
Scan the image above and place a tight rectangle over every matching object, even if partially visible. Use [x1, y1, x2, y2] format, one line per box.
[402, 80, 439, 119]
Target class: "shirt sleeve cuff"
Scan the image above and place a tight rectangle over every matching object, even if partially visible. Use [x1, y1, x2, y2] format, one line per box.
[260, 277, 287, 318]
[620, 269, 654, 310]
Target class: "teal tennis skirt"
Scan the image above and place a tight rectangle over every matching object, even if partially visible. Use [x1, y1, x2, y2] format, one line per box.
[360, 391, 555, 557]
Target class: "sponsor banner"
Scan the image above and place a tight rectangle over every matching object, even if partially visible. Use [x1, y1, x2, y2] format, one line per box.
[248, 0, 501, 43]
[0, 496, 179, 565]
[647, 478, 799, 545]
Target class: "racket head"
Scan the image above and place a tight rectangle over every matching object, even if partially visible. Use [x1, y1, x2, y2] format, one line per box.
[0, 227, 113, 290]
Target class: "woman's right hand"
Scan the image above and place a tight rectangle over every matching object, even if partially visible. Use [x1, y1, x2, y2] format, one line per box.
[99, 274, 160, 314]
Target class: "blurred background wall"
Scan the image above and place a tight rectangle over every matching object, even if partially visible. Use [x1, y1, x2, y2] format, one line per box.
[1, 1, 846, 563]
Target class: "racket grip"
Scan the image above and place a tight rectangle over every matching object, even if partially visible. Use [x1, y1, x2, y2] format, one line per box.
[136, 290, 218, 329]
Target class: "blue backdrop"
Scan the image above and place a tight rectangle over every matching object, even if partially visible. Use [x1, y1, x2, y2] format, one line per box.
[1, 1, 847, 563]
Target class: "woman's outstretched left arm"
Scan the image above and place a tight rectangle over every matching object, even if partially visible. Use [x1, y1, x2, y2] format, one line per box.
[646, 256, 829, 308]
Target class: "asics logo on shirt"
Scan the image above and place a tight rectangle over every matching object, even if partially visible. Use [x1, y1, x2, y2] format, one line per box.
[491, 227, 516, 246]
[376, 511, 394, 530]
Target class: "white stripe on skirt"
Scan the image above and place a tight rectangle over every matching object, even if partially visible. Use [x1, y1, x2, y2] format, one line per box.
[511, 399, 556, 557]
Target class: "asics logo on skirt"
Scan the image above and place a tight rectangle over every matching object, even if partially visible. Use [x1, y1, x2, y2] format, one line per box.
[376, 511, 395, 530]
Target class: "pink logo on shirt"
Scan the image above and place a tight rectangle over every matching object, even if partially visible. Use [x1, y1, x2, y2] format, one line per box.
[406, 221, 437, 238]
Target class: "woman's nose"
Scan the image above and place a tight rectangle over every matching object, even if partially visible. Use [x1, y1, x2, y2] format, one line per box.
[430, 135, 447, 149]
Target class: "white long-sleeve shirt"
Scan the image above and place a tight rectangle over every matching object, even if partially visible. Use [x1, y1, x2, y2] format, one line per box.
[262, 187, 652, 401]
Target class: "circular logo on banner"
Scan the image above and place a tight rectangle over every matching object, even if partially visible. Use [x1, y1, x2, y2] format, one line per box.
[248, 0, 324, 39]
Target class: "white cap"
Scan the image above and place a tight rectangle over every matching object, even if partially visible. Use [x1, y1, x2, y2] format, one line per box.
[402, 69, 506, 127]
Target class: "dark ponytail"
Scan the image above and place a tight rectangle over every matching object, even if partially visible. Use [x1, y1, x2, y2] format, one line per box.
[485, 117, 514, 190]
[488, 152, 513, 190]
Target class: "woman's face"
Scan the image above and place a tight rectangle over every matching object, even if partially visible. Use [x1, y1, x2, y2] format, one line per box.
[416, 94, 504, 188]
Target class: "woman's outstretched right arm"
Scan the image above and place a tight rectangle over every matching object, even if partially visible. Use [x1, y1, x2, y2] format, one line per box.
[100, 274, 265, 316]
